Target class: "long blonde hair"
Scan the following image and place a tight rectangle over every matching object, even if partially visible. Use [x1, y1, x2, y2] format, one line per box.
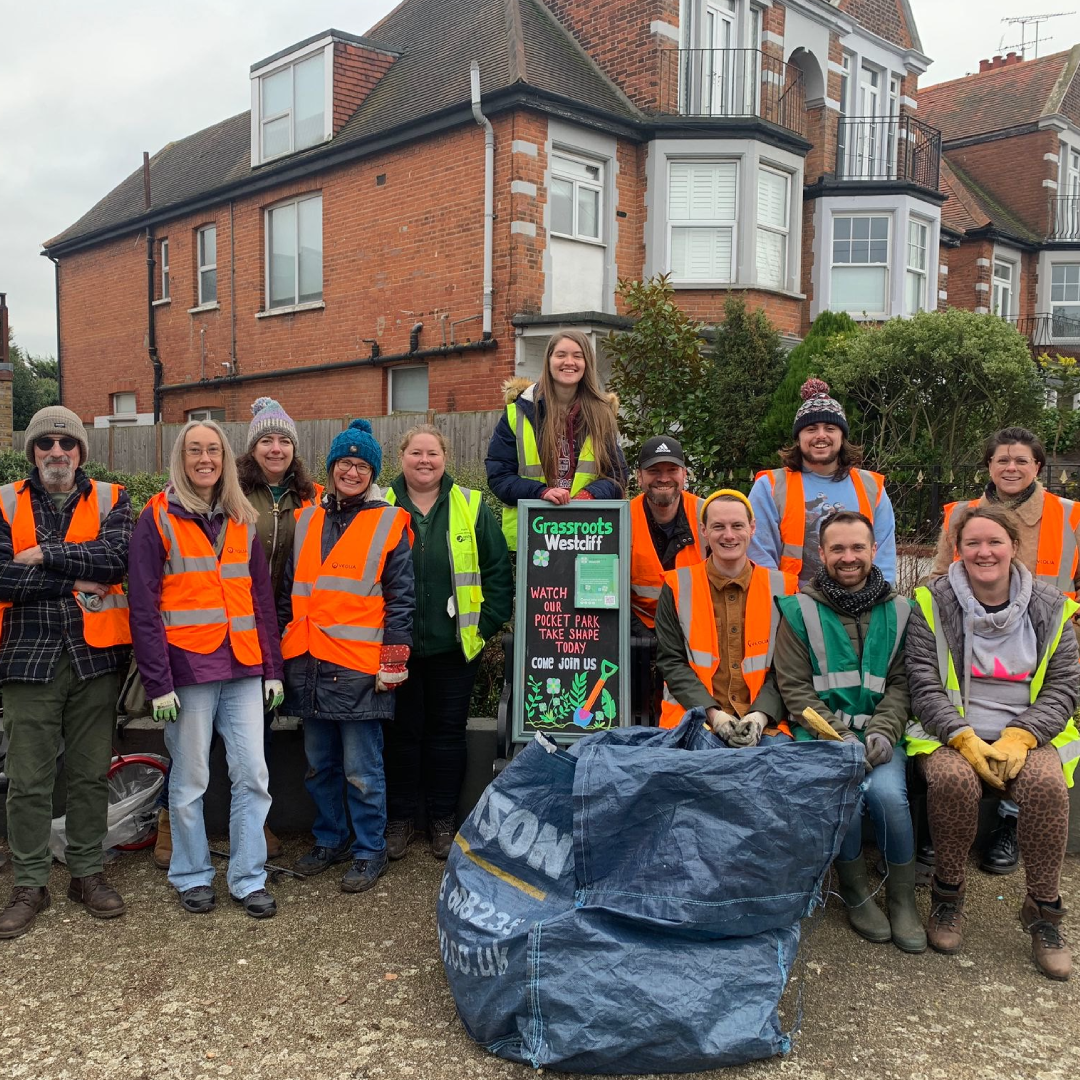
[168, 420, 258, 525]
[536, 330, 622, 492]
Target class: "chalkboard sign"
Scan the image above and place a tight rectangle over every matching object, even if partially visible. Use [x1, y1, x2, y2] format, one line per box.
[512, 500, 630, 745]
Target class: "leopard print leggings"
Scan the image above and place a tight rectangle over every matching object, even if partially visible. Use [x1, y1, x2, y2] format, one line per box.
[918, 744, 1068, 901]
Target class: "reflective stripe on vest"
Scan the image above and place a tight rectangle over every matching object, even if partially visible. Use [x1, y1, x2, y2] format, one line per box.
[756, 468, 884, 580]
[629, 492, 706, 629]
[147, 491, 260, 665]
[658, 561, 796, 728]
[906, 585, 1080, 786]
[943, 492, 1080, 601]
[281, 504, 412, 672]
[0, 480, 131, 649]
[387, 485, 487, 661]
[500, 399, 598, 549]
[778, 592, 910, 735]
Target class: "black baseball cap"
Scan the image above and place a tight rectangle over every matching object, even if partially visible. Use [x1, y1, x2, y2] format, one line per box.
[638, 435, 685, 469]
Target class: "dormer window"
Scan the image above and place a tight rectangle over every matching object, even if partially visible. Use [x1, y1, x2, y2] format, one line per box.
[251, 37, 333, 165]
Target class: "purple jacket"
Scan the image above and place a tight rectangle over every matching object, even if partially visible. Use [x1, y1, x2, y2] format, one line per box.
[128, 492, 284, 699]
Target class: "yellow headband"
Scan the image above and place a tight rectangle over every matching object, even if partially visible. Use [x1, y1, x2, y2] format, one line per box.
[700, 488, 753, 524]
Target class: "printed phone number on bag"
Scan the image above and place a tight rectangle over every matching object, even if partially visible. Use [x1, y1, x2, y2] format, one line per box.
[440, 875, 525, 937]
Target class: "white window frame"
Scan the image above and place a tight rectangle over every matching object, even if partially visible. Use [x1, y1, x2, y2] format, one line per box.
[197, 225, 217, 306]
[388, 365, 429, 414]
[265, 193, 323, 311]
[666, 159, 738, 284]
[186, 407, 226, 422]
[1051, 262, 1080, 341]
[549, 154, 604, 243]
[252, 40, 333, 166]
[991, 256, 1016, 318]
[755, 165, 790, 290]
[830, 212, 891, 319]
[160, 239, 170, 302]
[112, 392, 136, 417]
[905, 218, 929, 315]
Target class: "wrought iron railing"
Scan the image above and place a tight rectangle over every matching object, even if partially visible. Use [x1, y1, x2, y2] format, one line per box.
[835, 113, 941, 190]
[656, 48, 806, 137]
[1005, 312, 1080, 349]
[1049, 195, 1080, 241]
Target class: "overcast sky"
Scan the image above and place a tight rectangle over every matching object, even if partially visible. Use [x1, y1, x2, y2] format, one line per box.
[2, 0, 1078, 359]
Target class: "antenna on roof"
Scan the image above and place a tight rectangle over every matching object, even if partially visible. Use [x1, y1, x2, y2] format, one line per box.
[1001, 12, 1074, 60]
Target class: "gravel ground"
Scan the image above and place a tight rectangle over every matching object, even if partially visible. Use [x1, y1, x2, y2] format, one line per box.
[0, 839, 1076, 1080]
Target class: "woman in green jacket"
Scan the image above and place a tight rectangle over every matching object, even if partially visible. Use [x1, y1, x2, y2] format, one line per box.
[383, 424, 513, 859]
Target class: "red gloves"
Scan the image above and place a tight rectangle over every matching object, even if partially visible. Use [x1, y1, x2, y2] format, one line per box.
[376, 644, 410, 692]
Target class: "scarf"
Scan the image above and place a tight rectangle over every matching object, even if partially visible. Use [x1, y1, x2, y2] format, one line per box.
[985, 480, 1038, 508]
[814, 563, 891, 616]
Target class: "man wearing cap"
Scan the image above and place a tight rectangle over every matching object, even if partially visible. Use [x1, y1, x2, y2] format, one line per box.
[0, 407, 133, 938]
[654, 489, 796, 743]
[629, 435, 705, 635]
[748, 378, 896, 587]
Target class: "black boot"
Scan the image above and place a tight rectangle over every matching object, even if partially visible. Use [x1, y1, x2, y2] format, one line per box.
[980, 815, 1019, 875]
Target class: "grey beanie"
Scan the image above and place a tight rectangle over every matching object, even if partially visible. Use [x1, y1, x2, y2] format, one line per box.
[247, 396, 299, 451]
[25, 406, 89, 465]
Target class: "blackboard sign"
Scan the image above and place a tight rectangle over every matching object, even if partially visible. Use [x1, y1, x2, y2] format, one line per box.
[512, 500, 630, 745]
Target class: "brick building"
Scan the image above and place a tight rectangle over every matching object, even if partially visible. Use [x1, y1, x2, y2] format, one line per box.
[919, 46, 1080, 361]
[42, 0, 942, 426]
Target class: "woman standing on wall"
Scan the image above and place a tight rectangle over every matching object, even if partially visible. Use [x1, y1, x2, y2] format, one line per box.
[383, 424, 513, 859]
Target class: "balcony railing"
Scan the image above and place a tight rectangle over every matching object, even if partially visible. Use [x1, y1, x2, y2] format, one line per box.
[1005, 312, 1080, 350]
[657, 48, 807, 138]
[835, 113, 942, 190]
[1049, 196, 1080, 242]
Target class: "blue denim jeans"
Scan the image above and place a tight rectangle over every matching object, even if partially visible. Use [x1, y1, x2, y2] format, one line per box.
[165, 677, 270, 897]
[303, 717, 387, 859]
[838, 750, 914, 864]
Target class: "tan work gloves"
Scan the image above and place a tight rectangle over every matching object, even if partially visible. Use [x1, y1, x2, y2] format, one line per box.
[948, 728, 1007, 790]
[705, 709, 769, 747]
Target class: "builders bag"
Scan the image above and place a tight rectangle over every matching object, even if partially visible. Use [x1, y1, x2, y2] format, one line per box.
[438, 709, 864, 1073]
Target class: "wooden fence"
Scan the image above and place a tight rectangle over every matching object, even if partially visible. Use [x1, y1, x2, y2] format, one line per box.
[16, 411, 503, 475]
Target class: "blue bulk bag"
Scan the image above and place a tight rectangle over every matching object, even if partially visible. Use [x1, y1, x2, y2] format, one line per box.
[438, 709, 864, 1073]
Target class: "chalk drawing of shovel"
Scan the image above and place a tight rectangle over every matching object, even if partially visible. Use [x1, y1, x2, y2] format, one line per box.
[573, 659, 619, 727]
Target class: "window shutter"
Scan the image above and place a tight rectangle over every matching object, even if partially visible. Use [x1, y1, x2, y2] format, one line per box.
[757, 170, 788, 228]
[669, 162, 736, 221]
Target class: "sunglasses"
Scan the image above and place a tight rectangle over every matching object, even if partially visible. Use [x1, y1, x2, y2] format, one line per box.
[35, 437, 78, 452]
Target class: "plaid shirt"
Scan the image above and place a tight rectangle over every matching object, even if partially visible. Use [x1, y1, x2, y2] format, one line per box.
[0, 468, 133, 683]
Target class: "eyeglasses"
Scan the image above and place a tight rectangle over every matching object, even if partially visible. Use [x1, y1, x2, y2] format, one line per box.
[35, 436, 78, 452]
[335, 460, 373, 477]
[992, 456, 1034, 468]
[185, 445, 223, 458]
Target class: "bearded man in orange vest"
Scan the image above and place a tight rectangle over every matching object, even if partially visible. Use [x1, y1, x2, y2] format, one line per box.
[0, 407, 132, 939]
[629, 435, 705, 635]
[654, 489, 796, 743]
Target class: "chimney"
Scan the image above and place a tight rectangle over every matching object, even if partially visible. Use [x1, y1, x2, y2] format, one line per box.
[1005, 51, 1020, 66]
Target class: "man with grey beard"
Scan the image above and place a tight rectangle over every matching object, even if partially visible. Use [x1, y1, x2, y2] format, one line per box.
[629, 436, 705, 635]
[0, 406, 133, 939]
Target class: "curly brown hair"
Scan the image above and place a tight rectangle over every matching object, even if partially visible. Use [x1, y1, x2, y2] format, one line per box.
[236, 450, 317, 501]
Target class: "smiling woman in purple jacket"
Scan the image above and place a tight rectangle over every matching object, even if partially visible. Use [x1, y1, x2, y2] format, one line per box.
[128, 421, 283, 920]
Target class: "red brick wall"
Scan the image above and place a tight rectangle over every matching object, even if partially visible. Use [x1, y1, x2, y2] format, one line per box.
[945, 129, 1058, 238]
[837, 0, 913, 49]
[1019, 250, 1038, 320]
[944, 238, 993, 314]
[332, 42, 397, 136]
[675, 289, 802, 335]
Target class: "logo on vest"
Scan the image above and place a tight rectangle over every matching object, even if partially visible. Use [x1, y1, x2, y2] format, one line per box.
[331, 561, 357, 570]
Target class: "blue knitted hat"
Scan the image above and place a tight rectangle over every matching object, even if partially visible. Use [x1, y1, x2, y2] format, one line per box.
[326, 418, 382, 476]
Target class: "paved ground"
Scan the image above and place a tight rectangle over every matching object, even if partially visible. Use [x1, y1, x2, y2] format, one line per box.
[0, 838, 1076, 1080]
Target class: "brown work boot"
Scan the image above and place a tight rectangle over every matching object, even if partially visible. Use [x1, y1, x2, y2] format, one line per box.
[927, 877, 965, 954]
[67, 873, 126, 919]
[1020, 895, 1072, 981]
[153, 808, 172, 870]
[0, 886, 51, 939]
[264, 824, 283, 860]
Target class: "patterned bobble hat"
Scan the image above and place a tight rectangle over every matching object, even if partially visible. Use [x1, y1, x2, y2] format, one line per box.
[326, 418, 382, 477]
[247, 396, 299, 451]
[792, 377, 848, 439]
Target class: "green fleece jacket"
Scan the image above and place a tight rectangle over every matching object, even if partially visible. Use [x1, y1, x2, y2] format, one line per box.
[772, 579, 910, 744]
[388, 472, 513, 658]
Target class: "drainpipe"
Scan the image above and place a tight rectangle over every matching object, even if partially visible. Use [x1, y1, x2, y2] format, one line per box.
[43, 255, 63, 404]
[143, 151, 163, 422]
[470, 62, 494, 340]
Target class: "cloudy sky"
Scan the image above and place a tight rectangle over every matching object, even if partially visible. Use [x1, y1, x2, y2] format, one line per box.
[2, 0, 1078, 358]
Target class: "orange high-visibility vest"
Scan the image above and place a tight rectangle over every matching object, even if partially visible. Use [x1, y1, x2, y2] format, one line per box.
[0, 480, 131, 648]
[629, 491, 706, 629]
[756, 468, 885, 579]
[942, 490, 1080, 600]
[658, 560, 797, 728]
[280, 503, 413, 673]
[145, 492, 261, 665]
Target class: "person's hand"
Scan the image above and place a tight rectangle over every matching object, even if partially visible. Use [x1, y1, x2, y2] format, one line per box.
[264, 679, 284, 711]
[540, 487, 571, 506]
[705, 708, 739, 743]
[864, 732, 894, 768]
[948, 727, 1007, 790]
[13, 546, 44, 566]
[376, 644, 410, 692]
[990, 727, 1036, 782]
[726, 711, 769, 747]
[73, 580, 108, 597]
[152, 692, 180, 723]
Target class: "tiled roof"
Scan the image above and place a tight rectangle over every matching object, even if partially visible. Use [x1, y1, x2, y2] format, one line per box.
[45, 0, 640, 250]
[919, 49, 1077, 144]
[939, 156, 1042, 245]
